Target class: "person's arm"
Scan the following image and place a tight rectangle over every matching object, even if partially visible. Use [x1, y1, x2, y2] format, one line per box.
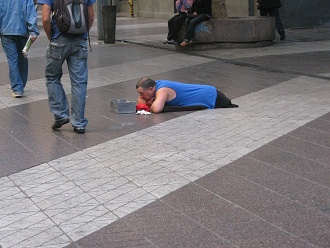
[87, 5, 95, 30]
[26, 0, 40, 40]
[41, 4, 52, 41]
[150, 88, 169, 113]
[137, 97, 146, 105]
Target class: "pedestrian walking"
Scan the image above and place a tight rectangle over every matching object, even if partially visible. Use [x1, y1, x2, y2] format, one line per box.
[0, 0, 39, 98]
[38, 0, 96, 134]
[256, 0, 286, 40]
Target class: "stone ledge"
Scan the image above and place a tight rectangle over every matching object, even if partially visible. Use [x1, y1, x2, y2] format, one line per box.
[177, 16, 276, 50]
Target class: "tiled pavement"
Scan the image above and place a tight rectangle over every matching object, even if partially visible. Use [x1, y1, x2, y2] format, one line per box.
[0, 14, 330, 248]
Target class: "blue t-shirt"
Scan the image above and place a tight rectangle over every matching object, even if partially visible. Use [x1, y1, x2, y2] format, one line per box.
[37, 0, 96, 40]
[156, 80, 217, 109]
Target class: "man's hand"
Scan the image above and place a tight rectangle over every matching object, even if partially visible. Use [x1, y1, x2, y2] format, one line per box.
[137, 96, 155, 107]
[30, 36, 37, 42]
[137, 97, 147, 105]
[41, 4, 52, 41]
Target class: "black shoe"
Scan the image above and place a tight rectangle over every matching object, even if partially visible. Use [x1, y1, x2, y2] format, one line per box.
[52, 118, 70, 130]
[74, 127, 85, 134]
[167, 39, 179, 45]
[228, 103, 239, 108]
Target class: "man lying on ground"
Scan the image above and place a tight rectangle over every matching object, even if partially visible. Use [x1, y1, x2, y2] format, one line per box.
[136, 77, 238, 113]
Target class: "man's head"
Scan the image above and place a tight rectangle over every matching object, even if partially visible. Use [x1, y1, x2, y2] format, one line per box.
[136, 77, 156, 101]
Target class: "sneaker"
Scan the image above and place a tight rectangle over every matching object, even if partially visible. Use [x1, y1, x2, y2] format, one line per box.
[180, 39, 196, 47]
[51, 118, 70, 130]
[167, 39, 178, 45]
[74, 127, 85, 134]
[162, 39, 169, 44]
[188, 39, 196, 45]
[12, 91, 23, 98]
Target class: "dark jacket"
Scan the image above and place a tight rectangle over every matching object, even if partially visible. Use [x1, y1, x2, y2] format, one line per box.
[191, 0, 212, 16]
[257, 0, 282, 10]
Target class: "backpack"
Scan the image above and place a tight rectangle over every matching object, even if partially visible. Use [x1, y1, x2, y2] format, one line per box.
[53, 0, 88, 34]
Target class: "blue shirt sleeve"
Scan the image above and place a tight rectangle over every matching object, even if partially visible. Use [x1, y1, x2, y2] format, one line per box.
[37, 0, 52, 7]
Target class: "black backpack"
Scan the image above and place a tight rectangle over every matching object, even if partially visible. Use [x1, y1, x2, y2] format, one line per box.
[53, 0, 88, 34]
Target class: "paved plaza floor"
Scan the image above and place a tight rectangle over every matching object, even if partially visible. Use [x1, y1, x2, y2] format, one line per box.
[0, 13, 330, 248]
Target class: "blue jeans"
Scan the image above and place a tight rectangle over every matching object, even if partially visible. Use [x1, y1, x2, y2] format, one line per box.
[183, 14, 211, 41]
[1, 35, 28, 94]
[45, 35, 89, 128]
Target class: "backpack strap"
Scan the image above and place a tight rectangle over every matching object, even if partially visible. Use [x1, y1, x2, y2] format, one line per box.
[59, 0, 63, 17]
[87, 31, 92, 52]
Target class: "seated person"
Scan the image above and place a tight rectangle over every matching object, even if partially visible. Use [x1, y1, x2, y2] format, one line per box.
[136, 77, 238, 113]
[163, 0, 194, 45]
[180, 0, 212, 47]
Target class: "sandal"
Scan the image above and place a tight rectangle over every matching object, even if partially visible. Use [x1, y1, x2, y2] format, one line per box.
[180, 41, 188, 47]
[180, 40, 196, 47]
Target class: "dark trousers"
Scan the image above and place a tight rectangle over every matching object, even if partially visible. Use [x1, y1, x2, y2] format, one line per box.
[167, 12, 187, 41]
[183, 14, 211, 41]
[260, 8, 284, 33]
[215, 90, 238, 108]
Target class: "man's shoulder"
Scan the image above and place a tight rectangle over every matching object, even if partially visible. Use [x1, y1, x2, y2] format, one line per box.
[156, 87, 173, 99]
[88, 0, 96, 5]
[38, 0, 52, 6]
[156, 79, 176, 85]
[156, 84, 176, 95]
[38, 0, 95, 5]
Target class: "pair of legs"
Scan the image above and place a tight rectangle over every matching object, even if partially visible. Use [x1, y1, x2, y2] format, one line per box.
[260, 8, 285, 39]
[167, 12, 187, 42]
[45, 35, 89, 131]
[1, 35, 29, 96]
[181, 14, 211, 46]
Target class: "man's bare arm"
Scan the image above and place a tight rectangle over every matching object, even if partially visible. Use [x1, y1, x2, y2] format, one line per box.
[87, 5, 95, 30]
[41, 4, 52, 41]
[150, 88, 169, 113]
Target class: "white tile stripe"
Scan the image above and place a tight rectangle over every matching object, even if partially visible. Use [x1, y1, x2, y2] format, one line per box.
[0, 54, 214, 109]
[0, 76, 329, 248]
